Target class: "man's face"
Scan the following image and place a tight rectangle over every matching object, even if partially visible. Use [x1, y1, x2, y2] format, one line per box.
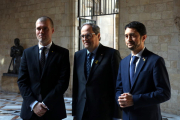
[36, 19, 54, 46]
[81, 25, 100, 52]
[125, 28, 146, 54]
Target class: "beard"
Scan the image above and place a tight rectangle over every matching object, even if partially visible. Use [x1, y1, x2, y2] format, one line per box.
[127, 39, 142, 51]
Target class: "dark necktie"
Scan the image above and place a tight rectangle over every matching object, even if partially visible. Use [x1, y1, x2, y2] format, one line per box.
[86, 53, 93, 79]
[130, 56, 139, 87]
[40, 47, 46, 72]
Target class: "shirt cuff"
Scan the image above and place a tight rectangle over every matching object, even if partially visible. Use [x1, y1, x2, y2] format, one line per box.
[30, 100, 38, 111]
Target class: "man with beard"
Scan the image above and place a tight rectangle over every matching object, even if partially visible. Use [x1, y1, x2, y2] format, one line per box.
[116, 21, 171, 120]
[18, 16, 70, 120]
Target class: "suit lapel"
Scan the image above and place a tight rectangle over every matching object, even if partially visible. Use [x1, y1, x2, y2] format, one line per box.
[88, 44, 104, 81]
[35, 45, 41, 79]
[130, 49, 148, 91]
[82, 49, 87, 81]
[41, 43, 56, 79]
[124, 55, 131, 92]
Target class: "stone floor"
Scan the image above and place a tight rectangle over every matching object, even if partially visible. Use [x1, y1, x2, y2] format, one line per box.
[0, 92, 73, 120]
[0, 92, 180, 120]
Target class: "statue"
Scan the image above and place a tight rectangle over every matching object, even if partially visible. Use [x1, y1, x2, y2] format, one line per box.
[8, 38, 24, 74]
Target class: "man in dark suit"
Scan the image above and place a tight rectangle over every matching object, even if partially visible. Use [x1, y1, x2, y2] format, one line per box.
[17, 16, 70, 120]
[116, 21, 171, 120]
[72, 23, 122, 120]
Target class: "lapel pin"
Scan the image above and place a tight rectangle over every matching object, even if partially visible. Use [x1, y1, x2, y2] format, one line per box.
[52, 51, 53, 52]
[142, 57, 145, 61]
[95, 60, 99, 64]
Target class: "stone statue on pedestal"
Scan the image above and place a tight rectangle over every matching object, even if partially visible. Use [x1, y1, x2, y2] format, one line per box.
[8, 38, 24, 74]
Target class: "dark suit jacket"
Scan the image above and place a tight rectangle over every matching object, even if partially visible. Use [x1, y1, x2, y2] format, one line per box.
[17, 43, 70, 120]
[72, 44, 122, 120]
[116, 48, 171, 120]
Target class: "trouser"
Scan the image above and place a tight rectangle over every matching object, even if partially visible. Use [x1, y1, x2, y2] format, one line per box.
[23, 113, 62, 120]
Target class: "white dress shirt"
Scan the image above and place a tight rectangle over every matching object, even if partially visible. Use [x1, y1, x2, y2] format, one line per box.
[39, 42, 52, 60]
[30, 42, 52, 111]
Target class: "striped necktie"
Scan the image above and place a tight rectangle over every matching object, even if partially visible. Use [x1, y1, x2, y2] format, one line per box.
[86, 53, 93, 79]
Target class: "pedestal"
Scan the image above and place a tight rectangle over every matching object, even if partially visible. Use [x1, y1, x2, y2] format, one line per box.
[1, 73, 20, 93]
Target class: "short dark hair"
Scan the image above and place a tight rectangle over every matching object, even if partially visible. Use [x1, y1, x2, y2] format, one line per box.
[81, 23, 100, 35]
[125, 21, 147, 36]
[36, 16, 54, 28]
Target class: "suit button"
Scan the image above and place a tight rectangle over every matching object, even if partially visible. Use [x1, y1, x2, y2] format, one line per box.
[84, 97, 86, 99]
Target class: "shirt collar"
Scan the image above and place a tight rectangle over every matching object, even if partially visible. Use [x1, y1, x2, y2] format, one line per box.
[131, 47, 145, 58]
[87, 44, 99, 55]
[39, 42, 52, 50]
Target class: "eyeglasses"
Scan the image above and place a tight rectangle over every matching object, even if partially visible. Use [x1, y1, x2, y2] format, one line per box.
[80, 33, 95, 39]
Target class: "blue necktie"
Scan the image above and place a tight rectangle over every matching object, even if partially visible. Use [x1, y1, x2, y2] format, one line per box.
[130, 56, 138, 87]
[86, 53, 93, 79]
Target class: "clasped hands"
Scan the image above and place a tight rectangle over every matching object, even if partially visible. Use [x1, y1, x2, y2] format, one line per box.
[33, 102, 48, 117]
[118, 93, 133, 108]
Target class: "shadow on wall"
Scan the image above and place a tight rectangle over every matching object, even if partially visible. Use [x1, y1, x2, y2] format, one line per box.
[174, 16, 180, 42]
[174, 16, 180, 28]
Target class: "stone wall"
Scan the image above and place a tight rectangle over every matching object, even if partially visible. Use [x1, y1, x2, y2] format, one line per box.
[0, 0, 79, 97]
[0, 0, 180, 116]
[119, 0, 180, 115]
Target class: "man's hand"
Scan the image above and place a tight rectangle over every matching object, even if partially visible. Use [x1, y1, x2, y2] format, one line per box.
[118, 93, 133, 108]
[33, 103, 47, 117]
